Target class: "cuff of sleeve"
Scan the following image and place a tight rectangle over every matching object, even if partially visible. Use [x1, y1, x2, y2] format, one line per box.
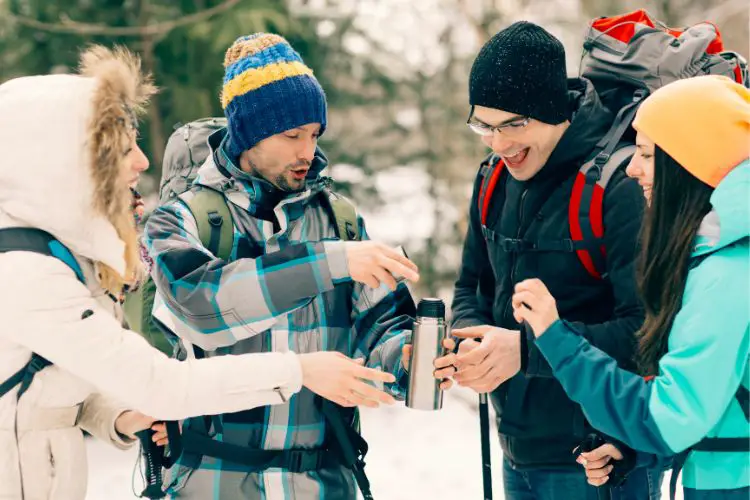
[394, 353, 410, 398]
[109, 410, 137, 450]
[276, 351, 304, 402]
[322, 241, 351, 283]
[519, 325, 529, 374]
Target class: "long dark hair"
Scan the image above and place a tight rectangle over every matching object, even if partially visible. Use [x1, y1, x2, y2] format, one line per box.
[637, 146, 714, 375]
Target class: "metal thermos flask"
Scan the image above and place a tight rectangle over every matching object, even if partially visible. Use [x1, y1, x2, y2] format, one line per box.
[406, 298, 448, 410]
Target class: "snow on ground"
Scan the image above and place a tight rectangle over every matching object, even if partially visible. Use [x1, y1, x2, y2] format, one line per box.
[86, 387, 682, 499]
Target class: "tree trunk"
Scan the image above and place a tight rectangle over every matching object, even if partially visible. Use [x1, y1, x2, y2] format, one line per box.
[141, 35, 165, 171]
[136, 0, 165, 172]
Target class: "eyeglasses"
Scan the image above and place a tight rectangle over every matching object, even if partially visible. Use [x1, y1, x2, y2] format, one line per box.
[466, 110, 531, 137]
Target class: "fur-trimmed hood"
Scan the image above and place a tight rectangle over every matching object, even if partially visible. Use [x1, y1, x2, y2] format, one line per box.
[0, 46, 155, 288]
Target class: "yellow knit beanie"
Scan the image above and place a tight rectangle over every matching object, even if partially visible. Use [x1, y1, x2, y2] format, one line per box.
[632, 75, 750, 187]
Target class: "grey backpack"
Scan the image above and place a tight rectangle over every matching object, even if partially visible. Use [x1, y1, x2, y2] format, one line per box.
[158, 118, 227, 204]
[580, 9, 747, 151]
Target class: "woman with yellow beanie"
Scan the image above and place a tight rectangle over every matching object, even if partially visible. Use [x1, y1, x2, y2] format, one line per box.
[509, 75, 750, 500]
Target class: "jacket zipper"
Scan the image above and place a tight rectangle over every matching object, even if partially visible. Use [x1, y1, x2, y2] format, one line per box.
[506, 189, 528, 320]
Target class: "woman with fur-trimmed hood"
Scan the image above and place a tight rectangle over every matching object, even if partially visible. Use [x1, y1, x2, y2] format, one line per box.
[0, 46, 395, 500]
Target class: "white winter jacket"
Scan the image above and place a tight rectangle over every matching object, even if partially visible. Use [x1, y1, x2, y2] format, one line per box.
[0, 48, 303, 500]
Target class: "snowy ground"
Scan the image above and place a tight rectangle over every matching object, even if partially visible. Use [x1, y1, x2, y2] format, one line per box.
[86, 387, 682, 500]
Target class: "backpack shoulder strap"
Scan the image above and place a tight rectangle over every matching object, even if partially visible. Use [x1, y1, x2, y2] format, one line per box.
[180, 187, 234, 261]
[0, 354, 51, 401]
[322, 190, 361, 241]
[735, 384, 750, 421]
[570, 145, 636, 279]
[0, 228, 85, 400]
[477, 155, 504, 227]
[0, 227, 85, 282]
[320, 401, 372, 499]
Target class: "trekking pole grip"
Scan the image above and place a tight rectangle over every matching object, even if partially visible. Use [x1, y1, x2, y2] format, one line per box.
[134, 428, 167, 499]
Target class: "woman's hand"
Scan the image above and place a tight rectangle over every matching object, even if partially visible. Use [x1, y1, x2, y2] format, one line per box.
[577, 443, 624, 487]
[512, 279, 560, 337]
[114, 410, 155, 440]
[299, 352, 397, 408]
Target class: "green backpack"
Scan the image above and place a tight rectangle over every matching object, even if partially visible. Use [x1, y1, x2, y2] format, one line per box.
[124, 118, 360, 354]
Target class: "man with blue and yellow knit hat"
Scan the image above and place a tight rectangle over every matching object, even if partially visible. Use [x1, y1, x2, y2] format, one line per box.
[145, 33, 431, 499]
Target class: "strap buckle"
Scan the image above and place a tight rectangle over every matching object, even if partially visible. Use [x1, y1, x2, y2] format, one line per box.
[633, 88, 647, 101]
[287, 449, 324, 473]
[587, 153, 611, 181]
[501, 238, 534, 252]
[207, 211, 223, 227]
[345, 221, 357, 240]
[28, 355, 50, 373]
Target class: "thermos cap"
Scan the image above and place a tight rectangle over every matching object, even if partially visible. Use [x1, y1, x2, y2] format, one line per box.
[416, 298, 445, 318]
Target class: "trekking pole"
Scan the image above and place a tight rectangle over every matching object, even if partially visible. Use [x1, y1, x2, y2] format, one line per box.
[134, 429, 166, 499]
[575, 434, 612, 500]
[479, 393, 493, 500]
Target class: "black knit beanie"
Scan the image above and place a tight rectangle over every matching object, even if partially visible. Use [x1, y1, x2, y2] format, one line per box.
[469, 21, 569, 125]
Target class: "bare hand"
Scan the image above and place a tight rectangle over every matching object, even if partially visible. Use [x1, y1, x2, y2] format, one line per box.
[451, 325, 521, 393]
[402, 337, 457, 390]
[512, 279, 560, 337]
[299, 351, 397, 408]
[345, 241, 419, 290]
[577, 443, 624, 487]
[150, 421, 183, 447]
[114, 410, 156, 440]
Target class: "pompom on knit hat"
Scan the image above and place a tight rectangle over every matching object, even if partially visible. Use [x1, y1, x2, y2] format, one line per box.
[633, 75, 750, 187]
[469, 21, 569, 125]
[221, 33, 327, 158]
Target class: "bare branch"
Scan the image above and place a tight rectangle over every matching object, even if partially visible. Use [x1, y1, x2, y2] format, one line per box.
[7, 0, 242, 37]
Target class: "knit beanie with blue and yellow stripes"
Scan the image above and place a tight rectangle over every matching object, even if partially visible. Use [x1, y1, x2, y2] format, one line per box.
[221, 33, 327, 157]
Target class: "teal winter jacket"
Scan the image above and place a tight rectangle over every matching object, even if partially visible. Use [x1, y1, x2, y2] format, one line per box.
[536, 161, 750, 491]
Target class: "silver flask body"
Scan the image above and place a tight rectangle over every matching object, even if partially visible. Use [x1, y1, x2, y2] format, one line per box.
[406, 298, 447, 411]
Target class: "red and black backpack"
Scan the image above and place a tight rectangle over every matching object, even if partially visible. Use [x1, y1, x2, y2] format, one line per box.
[477, 9, 748, 280]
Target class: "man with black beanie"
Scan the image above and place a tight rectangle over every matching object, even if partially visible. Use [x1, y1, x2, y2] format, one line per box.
[447, 21, 664, 499]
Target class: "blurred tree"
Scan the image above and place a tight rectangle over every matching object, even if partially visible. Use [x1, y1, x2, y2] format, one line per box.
[291, 0, 498, 296]
[1, 0, 746, 299]
[1, 0, 299, 175]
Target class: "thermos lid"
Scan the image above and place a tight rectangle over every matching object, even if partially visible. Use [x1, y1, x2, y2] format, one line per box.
[416, 298, 445, 318]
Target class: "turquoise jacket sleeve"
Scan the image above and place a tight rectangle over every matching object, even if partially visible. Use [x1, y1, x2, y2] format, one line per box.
[535, 253, 749, 455]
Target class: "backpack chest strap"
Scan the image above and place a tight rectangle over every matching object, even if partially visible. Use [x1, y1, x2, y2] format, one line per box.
[481, 226, 603, 253]
[668, 385, 750, 500]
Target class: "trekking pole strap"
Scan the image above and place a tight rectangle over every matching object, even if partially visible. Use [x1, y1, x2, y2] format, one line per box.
[320, 401, 374, 499]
